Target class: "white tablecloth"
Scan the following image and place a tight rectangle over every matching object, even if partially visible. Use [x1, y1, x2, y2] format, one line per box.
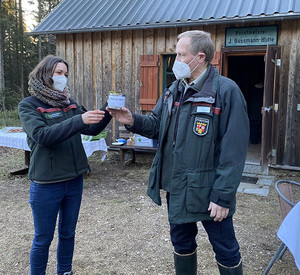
[277, 201, 300, 272]
[0, 127, 107, 160]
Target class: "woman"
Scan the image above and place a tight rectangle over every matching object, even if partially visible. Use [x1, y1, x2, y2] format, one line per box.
[18, 55, 111, 275]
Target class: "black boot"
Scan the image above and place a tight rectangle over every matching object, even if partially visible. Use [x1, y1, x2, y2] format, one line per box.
[174, 250, 197, 275]
[217, 259, 243, 275]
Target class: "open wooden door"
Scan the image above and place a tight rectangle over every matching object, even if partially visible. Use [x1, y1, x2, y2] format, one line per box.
[261, 45, 281, 170]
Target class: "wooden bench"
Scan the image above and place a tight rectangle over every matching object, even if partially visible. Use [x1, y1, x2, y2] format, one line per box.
[109, 144, 157, 165]
[110, 125, 158, 165]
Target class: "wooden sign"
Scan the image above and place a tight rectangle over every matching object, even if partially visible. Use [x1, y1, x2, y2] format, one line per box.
[225, 26, 278, 47]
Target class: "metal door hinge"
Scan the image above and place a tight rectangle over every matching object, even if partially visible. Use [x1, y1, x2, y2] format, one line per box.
[272, 149, 276, 157]
[264, 104, 278, 112]
[277, 59, 281, 67]
[271, 59, 281, 67]
[264, 106, 273, 112]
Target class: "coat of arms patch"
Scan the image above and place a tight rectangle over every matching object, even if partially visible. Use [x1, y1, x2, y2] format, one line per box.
[193, 117, 209, 136]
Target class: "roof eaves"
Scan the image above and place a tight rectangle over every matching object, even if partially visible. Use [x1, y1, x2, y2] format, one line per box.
[27, 13, 300, 36]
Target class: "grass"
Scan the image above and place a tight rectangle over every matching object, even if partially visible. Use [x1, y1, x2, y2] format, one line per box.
[0, 109, 21, 128]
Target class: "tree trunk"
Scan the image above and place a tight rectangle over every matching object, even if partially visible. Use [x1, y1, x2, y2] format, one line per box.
[18, 0, 24, 98]
[0, 0, 5, 93]
[0, 0, 6, 111]
[38, 0, 42, 60]
[14, 0, 20, 94]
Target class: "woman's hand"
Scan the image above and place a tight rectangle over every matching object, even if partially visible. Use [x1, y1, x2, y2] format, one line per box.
[106, 107, 134, 127]
[82, 110, 105, 125]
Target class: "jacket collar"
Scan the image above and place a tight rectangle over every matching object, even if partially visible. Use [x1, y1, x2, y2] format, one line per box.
[181, 64, 218, 104]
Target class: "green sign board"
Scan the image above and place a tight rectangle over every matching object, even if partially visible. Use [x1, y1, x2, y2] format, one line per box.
[225, 26, 278, 47]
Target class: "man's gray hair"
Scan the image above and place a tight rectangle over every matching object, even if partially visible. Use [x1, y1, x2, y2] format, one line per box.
[178, 30, 215, 63]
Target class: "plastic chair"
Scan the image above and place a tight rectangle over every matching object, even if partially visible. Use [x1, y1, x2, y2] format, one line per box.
[264, 180, 300, 274]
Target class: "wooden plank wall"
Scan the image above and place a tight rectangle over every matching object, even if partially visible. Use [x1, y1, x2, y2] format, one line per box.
[279, 20, 300, 166]
[276, 21, 291, 166]
[55, 21, 300, 167]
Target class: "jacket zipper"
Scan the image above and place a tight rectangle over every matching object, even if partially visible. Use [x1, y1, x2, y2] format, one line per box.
[173, 87, 185, 146]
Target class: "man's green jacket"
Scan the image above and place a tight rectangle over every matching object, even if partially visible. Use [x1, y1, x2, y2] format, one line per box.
[127, 65, 249, 224]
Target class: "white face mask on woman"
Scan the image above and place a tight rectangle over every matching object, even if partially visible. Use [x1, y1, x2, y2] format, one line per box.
[52, 75, 68, 92]
[172, 55, 199, 80]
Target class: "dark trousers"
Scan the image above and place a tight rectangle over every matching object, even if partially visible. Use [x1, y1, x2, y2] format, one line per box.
[29, 176, 83, 275]
[167, 193, 241, 267]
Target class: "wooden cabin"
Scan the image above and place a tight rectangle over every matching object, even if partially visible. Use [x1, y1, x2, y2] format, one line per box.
[30, 0, 300, 172]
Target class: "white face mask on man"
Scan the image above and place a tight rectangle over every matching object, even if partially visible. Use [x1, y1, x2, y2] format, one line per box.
[52, 75, 68, 92]
[172, 55, 200, 80]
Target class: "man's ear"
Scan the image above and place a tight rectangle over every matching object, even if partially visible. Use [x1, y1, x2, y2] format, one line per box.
[199, 53, 206, 59]
[198, 53, 206, 63]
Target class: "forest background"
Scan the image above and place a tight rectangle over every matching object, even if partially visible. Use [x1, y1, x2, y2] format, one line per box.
[0, 0, 61, 126]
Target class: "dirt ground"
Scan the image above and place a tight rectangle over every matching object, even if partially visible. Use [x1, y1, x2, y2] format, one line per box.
[0, 146, 299, 275]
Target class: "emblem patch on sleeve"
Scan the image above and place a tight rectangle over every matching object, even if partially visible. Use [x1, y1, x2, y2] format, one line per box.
[193, 117, 209, 136]
[44, 112, 63, 119]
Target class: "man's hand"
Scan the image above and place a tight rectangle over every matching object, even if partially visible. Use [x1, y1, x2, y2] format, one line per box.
[82, 110, 105, 125]
[208, 201, 229, 222]
[106, 107, 134, 126]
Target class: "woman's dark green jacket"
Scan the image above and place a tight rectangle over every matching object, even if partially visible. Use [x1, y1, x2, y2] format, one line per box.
[18, 96, 111, 182]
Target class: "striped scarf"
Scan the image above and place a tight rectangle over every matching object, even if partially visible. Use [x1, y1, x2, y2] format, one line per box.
[28, 78, 71, 107]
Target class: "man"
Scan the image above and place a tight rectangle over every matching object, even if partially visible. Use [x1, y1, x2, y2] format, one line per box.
[107, 30, 249, 275]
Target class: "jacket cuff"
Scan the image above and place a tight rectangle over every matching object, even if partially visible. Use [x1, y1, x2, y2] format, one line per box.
[76, 113, 88, 129]
[210, 189, 234, 208]
[125, 113, 143, 132]
[100, 101, 108, 110]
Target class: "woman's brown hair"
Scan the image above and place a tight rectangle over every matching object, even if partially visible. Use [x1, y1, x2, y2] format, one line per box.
[29, 55, 69, 88]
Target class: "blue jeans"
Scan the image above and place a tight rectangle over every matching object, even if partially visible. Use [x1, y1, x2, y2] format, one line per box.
[167, 194, 241, 267]
[29, 176, 83, 275]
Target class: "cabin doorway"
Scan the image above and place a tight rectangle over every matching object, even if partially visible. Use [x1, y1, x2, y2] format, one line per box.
[226, 54, 265, 165]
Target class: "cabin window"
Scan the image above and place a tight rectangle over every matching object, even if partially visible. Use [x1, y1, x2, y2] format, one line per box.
[163, 55, 176, 90]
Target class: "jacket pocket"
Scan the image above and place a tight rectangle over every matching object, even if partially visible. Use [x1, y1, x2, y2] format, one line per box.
[186, 171, 215, 213]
